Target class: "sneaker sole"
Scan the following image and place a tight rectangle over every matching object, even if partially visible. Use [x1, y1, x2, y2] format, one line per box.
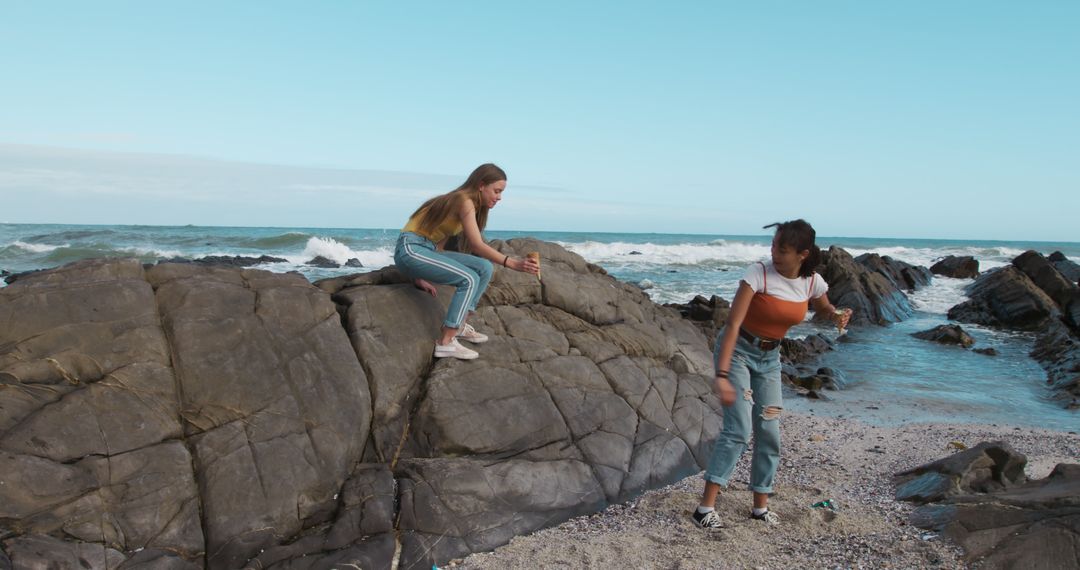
[456, 336, 489, 344]
[433, 350, 479, 360]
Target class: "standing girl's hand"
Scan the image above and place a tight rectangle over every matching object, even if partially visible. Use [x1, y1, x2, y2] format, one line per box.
[715, 376, 736, 407]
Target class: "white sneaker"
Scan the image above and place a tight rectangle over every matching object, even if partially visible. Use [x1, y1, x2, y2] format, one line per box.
[433, 338, 479, 360]
[456, 323, 489, 344]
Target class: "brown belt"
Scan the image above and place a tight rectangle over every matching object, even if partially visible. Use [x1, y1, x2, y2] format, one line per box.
[738, 327, 781, 351]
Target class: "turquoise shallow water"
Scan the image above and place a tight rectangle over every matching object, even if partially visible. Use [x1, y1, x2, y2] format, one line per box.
[2, 223, 1078, 431]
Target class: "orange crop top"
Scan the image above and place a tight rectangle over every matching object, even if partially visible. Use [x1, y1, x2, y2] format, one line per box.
[741, 262, 817, 341]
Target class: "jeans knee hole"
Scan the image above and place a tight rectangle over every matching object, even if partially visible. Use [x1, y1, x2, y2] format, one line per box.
[761, 406, 782, 421]
[743, 389, 754, 403]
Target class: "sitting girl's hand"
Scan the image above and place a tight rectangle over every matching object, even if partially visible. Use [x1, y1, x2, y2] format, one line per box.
[414, 278, 437, 297]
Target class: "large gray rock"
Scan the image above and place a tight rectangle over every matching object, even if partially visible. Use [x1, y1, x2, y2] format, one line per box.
[1, 240, 723, 569]
[900, 447, 1080, 570]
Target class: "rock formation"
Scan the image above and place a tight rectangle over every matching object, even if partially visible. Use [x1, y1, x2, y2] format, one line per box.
[896, 442, 1080, 570]
[0, 239, 721, 569]
[930, 255, 979, 279]
[947, 251, 1080, 407]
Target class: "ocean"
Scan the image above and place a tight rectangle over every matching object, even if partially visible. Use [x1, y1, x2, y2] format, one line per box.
[3, 223, 1078, 431]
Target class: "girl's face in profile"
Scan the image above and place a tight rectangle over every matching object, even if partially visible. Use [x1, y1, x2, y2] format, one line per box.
[771, 236, 808, 276]
[480, 180, 506, 209]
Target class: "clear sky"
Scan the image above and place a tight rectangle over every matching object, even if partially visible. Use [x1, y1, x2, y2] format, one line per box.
[1, 1, 1077, 241]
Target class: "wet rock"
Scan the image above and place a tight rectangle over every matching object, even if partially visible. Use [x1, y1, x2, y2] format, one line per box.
[911, 324, 976, 348]
[855, 253, 932, 291]
[930, 255, 979, 279]
[947, 267, 1059, 331]
[629, 250, 643, 255]
[816, 247, 915, 326]
[1049, 251, 1080, 283]
[972, 347, 998, 356]
[1030, 320, 1080, 409]
[781, 334, 833, 366]
[306, 255, 341, 268]
[194, 254, 288, 267]
[345, 257, 364, 268]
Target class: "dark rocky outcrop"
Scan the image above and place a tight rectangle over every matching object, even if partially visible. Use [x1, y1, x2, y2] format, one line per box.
[664, 294, 730, 347]
[306, 255, 340, 268]
[193, 254, 288, 267]
[815, 247, 915, 326]
[930, 255, 979, 279]
[1049, 251, 1080, 283]
[946, 250, 1080, 407]
[947, 266, 1059, 331]
[345, 258, 364, 268]
[897, 443, 1080, 570]
[1029, 321, 1080, 409]
[0, 239, 721, 569]
[1013, 250, 1078, 311]
[855, 253, 932, 291]
[911, 324, 976, 349]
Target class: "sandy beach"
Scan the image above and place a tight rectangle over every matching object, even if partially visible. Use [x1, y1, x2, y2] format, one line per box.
[457, 412, 1079, 569]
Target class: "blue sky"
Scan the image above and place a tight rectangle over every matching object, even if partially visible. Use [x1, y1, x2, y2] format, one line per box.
[1, 1, 1077, 240]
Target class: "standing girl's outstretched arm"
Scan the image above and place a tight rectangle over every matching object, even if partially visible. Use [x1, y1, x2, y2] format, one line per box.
[714, 282, 755, 406]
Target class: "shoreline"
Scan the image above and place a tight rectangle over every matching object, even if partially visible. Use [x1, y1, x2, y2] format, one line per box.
[458, 412, 1079, 569]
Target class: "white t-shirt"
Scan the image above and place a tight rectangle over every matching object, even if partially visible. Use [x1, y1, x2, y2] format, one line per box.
[742, 261, 828, 302]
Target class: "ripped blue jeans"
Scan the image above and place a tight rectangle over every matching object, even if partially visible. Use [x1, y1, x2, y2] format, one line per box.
[704, 328, 783, 494]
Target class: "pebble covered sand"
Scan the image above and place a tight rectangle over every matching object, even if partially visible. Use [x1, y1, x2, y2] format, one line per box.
[455, 412, 1079, 569]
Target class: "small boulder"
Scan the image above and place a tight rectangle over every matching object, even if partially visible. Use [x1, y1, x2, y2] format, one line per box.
[911, 324, 976, 348]
[972, 347, 998, 356]
[345, 258, 364, 268]
[306, 256, 341, 268]
[930, 256, 979, 279]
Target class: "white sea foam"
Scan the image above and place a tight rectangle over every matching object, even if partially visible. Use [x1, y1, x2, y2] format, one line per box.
[557, 240, 770, 266]
[287, 236, 394, 268]
[839, 245, 1027, 271]
[11, 240, 66, 253]
[909, 276, 971, 315]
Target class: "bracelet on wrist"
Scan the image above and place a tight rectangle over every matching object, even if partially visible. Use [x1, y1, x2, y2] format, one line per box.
[503, 255, 509, 267]
[715, 370, 729, 378]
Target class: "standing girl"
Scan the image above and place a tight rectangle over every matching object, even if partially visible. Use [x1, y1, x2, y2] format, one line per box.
[393, 163, 539, 360]
[692, 219, 851, 528]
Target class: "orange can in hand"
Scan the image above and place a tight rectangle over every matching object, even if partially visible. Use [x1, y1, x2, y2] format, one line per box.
[526, 252, 541, 281]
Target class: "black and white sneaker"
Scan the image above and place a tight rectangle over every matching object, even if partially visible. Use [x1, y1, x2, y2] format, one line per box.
[692, 509, 724, 529]
[750, 509, 780, 526]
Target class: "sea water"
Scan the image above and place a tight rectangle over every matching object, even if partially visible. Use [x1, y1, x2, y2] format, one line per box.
[2, 223, 1078, 430]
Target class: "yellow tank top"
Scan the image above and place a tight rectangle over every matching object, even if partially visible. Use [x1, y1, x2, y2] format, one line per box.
[402, 196, 465, 244]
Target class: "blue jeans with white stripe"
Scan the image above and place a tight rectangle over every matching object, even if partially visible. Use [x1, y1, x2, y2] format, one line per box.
[393, 232, 494, 329]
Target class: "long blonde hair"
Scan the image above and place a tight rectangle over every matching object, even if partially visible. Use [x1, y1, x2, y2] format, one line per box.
[409, 163, 506, 252]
